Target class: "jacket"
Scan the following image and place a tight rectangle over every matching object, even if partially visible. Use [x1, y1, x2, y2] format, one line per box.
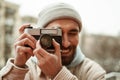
[0, 58, 106, 80]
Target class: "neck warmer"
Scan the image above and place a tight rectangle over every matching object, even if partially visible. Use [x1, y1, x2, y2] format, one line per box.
[66, 46, 85, 68]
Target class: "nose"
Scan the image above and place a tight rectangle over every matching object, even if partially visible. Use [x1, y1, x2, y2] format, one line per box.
[62, 34, 70, 48]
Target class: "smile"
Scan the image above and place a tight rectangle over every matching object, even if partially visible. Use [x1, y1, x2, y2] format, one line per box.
[61, 49, 70, 54]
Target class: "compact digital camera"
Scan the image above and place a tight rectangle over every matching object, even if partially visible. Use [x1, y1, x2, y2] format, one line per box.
[24, 27, 62, 52]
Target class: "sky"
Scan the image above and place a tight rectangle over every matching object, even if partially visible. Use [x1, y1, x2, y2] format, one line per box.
[6, 0, 120, 36]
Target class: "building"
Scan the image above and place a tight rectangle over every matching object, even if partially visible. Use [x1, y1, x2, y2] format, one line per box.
[21, 16, 37, 25]
[0, 0, 38, 69]
[0, 0, 20, 68]
[81, 34, 120, 73]
[0, 0, 5, 69]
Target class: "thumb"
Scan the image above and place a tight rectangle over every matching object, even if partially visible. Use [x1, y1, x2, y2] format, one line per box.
[36, 40, 41, 48]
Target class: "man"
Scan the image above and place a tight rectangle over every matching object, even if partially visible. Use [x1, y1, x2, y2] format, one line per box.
[0, 3, 106, 80]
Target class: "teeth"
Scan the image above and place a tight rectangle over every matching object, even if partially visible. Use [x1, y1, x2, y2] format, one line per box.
[62, 50, 69, 53]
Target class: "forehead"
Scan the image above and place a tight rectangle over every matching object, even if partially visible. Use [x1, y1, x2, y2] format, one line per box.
[46, 18, 79, 31]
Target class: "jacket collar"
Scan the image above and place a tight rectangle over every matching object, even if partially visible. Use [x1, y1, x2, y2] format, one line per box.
[66, 46, 85, 68]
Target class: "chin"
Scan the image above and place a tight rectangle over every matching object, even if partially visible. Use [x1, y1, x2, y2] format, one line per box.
[61, 54, 74, 66]
[61, 46, 76, 65]
[62, 60, 71, 66]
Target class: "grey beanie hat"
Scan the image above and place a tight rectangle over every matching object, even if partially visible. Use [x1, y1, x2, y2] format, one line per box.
[37, 3, 82, 31]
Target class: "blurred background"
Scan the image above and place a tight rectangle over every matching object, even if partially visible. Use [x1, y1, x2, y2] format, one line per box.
[0, 0, 120, 79]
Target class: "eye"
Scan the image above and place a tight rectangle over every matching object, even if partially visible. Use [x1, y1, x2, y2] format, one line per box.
[68, 32, 78, 36]
[68, 29, 79, 36]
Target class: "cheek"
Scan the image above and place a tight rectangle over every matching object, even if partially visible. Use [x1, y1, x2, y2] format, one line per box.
[69, 36, 79, 46]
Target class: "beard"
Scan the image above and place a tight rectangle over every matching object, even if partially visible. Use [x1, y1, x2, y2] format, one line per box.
[61, 46, 76, 66]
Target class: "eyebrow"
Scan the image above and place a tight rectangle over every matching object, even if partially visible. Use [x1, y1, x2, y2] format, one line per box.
[69, 29, 79, 32]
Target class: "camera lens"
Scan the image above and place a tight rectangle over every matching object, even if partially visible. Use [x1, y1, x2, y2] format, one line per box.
[40, 34, 52, 48]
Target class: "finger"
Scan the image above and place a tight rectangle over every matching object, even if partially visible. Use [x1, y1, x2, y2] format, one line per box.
[35, 40, 49, 57]
[16, 46, 34, 56]
[34, 52, 45, 68]
[36, 40, 41, 48]
[14, 38, 36, 49]
[16, 33, 37, 45]
[19, 24, 31, 34]
[34, 48, 43, 57]
[33, 48, 45, 60]
[52, 39, 61, 57]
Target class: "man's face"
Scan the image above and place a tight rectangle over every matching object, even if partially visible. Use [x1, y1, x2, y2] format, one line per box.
[46, 18, 80, 65]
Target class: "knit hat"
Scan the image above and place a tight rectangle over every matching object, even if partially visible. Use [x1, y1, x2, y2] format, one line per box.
[37, 3, 82, 31]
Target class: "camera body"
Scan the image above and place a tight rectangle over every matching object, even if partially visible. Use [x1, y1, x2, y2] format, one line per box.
[24, 27, 62, 51]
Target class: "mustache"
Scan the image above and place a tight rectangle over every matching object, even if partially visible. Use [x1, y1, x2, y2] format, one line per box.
[61, 46, 71, 50]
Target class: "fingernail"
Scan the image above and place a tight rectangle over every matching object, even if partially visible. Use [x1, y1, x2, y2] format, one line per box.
[52, 38, 55, 41]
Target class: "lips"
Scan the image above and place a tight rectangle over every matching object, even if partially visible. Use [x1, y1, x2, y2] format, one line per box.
[61, 49, 71, 57]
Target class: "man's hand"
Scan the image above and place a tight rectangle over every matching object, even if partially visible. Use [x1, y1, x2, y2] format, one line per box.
[33, 39, 62, 78]
[14, 24, 37, 68]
